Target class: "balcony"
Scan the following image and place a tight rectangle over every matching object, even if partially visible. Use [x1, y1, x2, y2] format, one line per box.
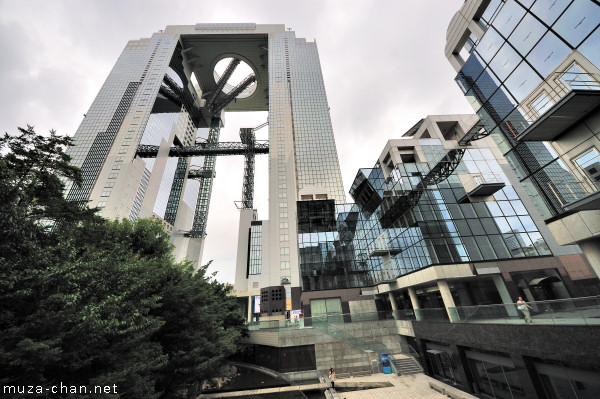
[516, 70, 600, 142]
[461, 172, 505, 198]
[414, 296, 600, 325]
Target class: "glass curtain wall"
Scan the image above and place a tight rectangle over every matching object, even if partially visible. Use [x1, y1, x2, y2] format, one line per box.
[297, 141, 553, 290]
[455, 0, 600, 218]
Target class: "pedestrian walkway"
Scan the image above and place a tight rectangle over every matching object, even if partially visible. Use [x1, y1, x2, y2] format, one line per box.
[334, 373, 478, 399]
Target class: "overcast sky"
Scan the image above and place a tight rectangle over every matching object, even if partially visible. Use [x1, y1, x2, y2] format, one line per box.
[0, 0, 474, 283]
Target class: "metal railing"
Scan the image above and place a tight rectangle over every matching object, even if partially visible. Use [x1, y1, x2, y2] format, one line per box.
[463, 172, 505, 194]
[437, 296, 600, 325]
[513, 70, 600, 136]
[248, 310, 400, 331]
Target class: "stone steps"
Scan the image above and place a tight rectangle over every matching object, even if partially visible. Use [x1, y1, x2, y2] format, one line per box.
[392, 356, 422, 375]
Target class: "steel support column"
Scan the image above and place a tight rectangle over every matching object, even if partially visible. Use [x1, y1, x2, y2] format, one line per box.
[188, 117, 221, 238]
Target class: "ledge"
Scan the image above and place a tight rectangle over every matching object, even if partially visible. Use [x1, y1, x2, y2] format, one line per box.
[563, 191, 600, 212]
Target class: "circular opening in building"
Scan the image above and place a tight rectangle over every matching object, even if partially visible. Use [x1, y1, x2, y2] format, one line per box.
[213, 57, 257, 99]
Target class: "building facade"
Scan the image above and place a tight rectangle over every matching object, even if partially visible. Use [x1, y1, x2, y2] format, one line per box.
[445, 0, 600, 276]
[240, 114, 600, 398]
[66, 24, 345, 281]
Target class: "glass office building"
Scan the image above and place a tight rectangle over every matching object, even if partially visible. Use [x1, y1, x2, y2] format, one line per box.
[296, 114, 580, 292]
[449, 0, 599, 219]
[446, 0, 600, 278]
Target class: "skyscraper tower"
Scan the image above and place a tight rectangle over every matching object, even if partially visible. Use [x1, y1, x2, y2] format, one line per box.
[66, 24, 345, 299]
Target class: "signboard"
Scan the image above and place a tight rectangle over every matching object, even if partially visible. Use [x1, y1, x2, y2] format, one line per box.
[254, 295, 261, 314]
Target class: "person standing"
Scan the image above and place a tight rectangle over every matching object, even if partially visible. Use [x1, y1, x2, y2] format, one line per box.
[329, 368, 337, 392]
[517, 296, 533, 324]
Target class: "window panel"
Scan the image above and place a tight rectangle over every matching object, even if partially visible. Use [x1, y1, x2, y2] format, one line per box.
[531, 0, 571, 26]
[527, 31, 572, 77]
[490, 42, 521, 81]
[553, 0, 599, 47]
[504, 61, 543, 102]
[494, 0, 526, 37]
[508, 13, 547, 56]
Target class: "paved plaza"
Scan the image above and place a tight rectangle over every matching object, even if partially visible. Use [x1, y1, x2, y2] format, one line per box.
[331, 373, 477, 399]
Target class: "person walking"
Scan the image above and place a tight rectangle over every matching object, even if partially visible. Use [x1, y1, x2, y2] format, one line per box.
[329, 368, 337, 392]
[517, 296, 533, 324]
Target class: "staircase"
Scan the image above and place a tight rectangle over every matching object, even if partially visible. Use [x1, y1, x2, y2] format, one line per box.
[391, 354, 422, 375]
[311, 317, 399, 375]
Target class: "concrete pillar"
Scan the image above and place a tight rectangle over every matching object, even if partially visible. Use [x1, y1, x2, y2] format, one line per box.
[408, 287, 421, 321]
[579, 238, 600, 279]
[247, 296, 253, 322]
[437, 280, 457, 322]
[389, 291, 399, 319]
[493, 275, 519, 317]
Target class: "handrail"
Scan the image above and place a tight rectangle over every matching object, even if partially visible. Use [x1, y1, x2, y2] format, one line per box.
[442, 295, 600, 325]
[451, 295, 600, 310]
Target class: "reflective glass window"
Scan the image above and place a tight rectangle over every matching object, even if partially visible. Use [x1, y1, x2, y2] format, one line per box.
[521, 177, 555, 218]
[489, 85, 519, 119]
[494, 0, 527, 37]
[512, 200, 529, 215]
[519, 215, 537, 231]
[579, 27, 600, 67]
[504, 61, 543, 102]
[466, 88, 484, 111]
[477, 27, 505, 63]
[531, 0, 571, 26]
[494, 217, 512, 234]
[475, 236, 498, 259]
[554, 0, 600, 47]
[475, 69, 502, 102]
[490, 42, 521, 80]
[477, 107, 498, 132]
[462, 236, 483, 261]
[505, 150, 528, 179]
[486, 201, 504, 217]
[502, 108, 530, 142]
[500, 201, 518, 216]
[473, 202, 492, 217]
[456, 52, 487, 93]
[514, 141, 558, 172]
[527, 31, 572, 77]
[507, 215, 525, 231]
[489, 235, 512, 258]
[481, 217, 501, 234]
[467, 219, 486, 235]
[482, 0, 503, 25]
[509, 13, 547, 56]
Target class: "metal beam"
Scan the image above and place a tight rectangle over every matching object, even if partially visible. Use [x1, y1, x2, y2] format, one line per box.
[208, 74, 256, 116]
[204, 58, 241, 109]
[164, 157, 188, 226]
[240, 128, 256, 209]
[187, 118, 221, 238]
[378, 148, 465, 228]
[136, 142, 269, 158]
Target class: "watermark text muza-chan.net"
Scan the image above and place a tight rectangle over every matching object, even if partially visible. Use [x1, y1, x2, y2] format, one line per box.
[3, 383, 118, 395]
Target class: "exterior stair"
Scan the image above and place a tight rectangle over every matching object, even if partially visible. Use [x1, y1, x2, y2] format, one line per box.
[391, 354, 423, 375]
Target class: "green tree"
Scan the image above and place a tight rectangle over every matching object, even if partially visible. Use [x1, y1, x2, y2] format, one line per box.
[0, 127, 247, 398]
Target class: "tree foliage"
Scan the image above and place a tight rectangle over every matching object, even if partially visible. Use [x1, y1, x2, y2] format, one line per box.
[0, 127, 247, 398]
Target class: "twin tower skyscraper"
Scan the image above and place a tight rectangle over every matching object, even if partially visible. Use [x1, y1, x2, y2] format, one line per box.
[66, 24, 345, 303]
